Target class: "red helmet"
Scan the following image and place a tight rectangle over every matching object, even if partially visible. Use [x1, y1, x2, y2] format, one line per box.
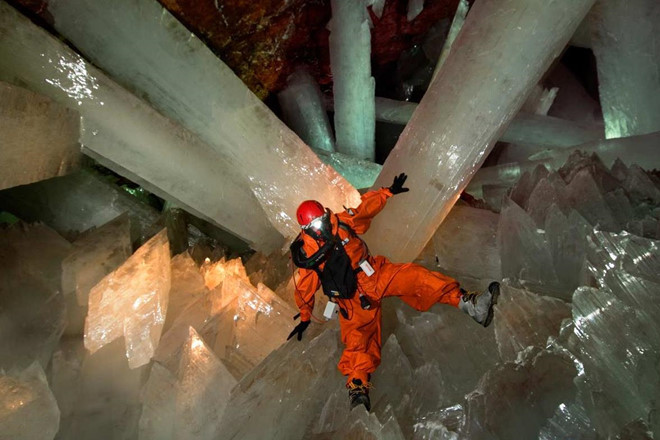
[296, 200, 325, 226]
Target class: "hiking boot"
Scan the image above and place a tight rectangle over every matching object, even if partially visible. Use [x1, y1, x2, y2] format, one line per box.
[347, 379, 371, 411]
[458, 281, 500, 327]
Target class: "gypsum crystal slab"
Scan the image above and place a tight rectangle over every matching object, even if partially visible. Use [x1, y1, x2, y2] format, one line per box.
[493, 281, 571, 362]
[364, 0, 596, 262]
[0, 2, 285, 251]
[85, 229, 171, 368]
[589, 0, 660, 139]
[462, 346, 577, 440]
[0, 222, 69, 370]
[0, 362, 60, 440]
[217, 327, 344, 440]
[38, 0, 360, 239]
[0, 81, 81, 191]
[0, 168, 161, 246]
[163, 252, 208, 332]
[61, 212, 132, 335]
[67, 337, 148, 439]
[431, 205, 501, 282]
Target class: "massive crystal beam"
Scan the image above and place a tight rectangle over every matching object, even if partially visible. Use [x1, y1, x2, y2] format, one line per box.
[589, 0, 660, 139]
[34, 0, 360, 238]
[365, 0, 596, 262]
[0, 2, 284, 251]
[278, 68, 335, 153]
[329, 0, 376, 160]
[0, 81, 81, 191]
[85, 229, 171, 368]
[371, 98, 602, 148]
[431, 0, 469, 83]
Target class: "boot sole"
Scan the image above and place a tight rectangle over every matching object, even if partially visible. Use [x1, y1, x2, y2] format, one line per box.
[483, 281, 500, 328]
[350, 394, 371, 412]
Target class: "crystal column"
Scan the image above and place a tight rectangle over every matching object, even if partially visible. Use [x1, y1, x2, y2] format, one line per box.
[365, 0, 596, 262]
[329, 0, 376, 160]
[590, 0, 660, 139]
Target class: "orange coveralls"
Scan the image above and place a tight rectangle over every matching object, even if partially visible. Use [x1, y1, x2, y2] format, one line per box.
[293, 188, 463, 385]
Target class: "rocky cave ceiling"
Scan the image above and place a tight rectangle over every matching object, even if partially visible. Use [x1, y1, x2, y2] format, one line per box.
[11, 0, 468, 100]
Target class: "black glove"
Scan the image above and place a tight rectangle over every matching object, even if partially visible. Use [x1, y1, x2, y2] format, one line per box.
[287, 320, 310, 341]
[388, 173, 409, 195]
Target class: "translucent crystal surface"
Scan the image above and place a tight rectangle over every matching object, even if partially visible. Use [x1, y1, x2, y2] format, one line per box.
[430, 205, 501, 282]
[61, 213, 132, 335]
[329, 0, 376, 160]
[212, 275, 296, 378]
[0, 2, 284, 251]
[0, 81, 80, 191]
[499, 112, 603, 147]
[493, 282, 571, 362]
[164, 252, 208, 332]
[463, 347, 577, 440]
[138, 363, 176, 440]
[0, 223, 69, 370]
[0, 362, 60, 440]
[278, 68, 335, 153]
[68, 337, 147, 439]
[589, 0, 660, 139]
[497, 198, 559, 292]
[175, 327, 237, 439]
[372, 98, 601, 149]
[0, 169, 161, 245]
[431, 0, 469, 81]
[145, 327, 237, 440]
[365, 0, 596, 262]
[217, 327, 344, 439]
[39, 0, 360, 239]
[85, 229, 171, 368]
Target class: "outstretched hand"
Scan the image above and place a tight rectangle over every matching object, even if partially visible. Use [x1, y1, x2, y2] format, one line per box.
[389, 173, 409, 195]
[287, 320, 310, 341]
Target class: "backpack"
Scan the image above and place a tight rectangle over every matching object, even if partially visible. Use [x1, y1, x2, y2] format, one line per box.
[290, 222, 359, 300]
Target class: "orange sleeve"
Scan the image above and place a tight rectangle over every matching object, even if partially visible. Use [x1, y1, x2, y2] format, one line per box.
[293, 268, 320, 322]
[342, 187, 393, 234]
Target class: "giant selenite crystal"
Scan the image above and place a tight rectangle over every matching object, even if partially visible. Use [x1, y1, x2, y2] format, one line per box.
[365, 0, 596, 262]
[85, 229, 171, 368]
[0, 81, 80, 190]
[0, 223, 69, 370]
[61, 213, 132, 335]
[589, 0, 660, 139]
[0, 168, 161, 246]
[0, 362, 60, 440]
[278, 67, 335, 153]
[34, 0, 360, 238]
[0, 2, 284, 251]
[329, 0, 376, 160]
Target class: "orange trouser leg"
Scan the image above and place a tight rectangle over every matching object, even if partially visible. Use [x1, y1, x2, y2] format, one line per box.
[336, 257, 462, 385]
[377, 259, 463, 309]
[337, 294, 381, 385]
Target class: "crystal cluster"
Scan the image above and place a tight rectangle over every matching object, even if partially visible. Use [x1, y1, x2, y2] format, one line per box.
[0, 2, 286, 251]
[23, 0, 360, 241]
[497, 151, 660, 297]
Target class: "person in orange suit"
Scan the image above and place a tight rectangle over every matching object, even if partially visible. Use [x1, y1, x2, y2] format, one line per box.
[287, 173, 500, 411]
